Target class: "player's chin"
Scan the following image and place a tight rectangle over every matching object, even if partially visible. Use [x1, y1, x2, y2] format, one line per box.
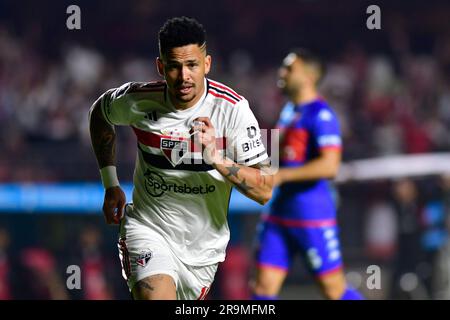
[176, 92, 196, 102]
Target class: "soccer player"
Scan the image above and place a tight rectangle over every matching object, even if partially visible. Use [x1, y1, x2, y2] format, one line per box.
[88, 17, 273, 300]
[252, 49, 364, 300]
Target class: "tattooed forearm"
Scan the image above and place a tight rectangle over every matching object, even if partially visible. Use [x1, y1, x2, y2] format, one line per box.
[214, 157, 274, 205]
[136, 279, 155, 292]
[224, 165, 254, 194]
[225, 165, 240, 178]
[92, 129, 116, 167]
[89, 100, 116, 168]
[235, 178, 253, 193]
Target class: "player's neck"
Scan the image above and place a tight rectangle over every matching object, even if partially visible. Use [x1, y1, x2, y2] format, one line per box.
[291, 87, 318, 105]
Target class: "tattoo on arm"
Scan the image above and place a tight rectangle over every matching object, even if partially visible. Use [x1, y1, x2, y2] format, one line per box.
[223, 159, 271, 194]
[136, 279, 155, 292]
[90, 101, 116, 168]
[96, 131, 115, 166]
[235, 178, 253, 193]
[225, 165, 240, 178]
[224, 164, 255, 194]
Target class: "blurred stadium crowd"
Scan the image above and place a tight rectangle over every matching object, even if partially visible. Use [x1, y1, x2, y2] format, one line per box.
[1, 0, 450, 299]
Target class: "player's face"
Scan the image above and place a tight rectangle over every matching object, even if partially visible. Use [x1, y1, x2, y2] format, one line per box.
[157, 44, 211, 109]
[277, 54, 309, 95]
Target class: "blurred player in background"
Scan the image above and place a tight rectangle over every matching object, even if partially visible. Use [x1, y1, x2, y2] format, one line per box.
[89, 16, 273, 300]
[252, 49, 364, 300]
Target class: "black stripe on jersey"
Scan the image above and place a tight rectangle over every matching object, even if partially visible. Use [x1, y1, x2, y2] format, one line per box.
[207, 80, 242, 103]
[242, 153, 267, 164]
[138, 145, 214, 172]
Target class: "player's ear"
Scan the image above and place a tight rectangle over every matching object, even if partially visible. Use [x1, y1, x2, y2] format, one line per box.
[204, 55, 211, 75]
[156, 57, 164, 76]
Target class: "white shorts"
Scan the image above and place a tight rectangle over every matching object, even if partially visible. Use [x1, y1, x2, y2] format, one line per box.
[117, 205, 218, 300]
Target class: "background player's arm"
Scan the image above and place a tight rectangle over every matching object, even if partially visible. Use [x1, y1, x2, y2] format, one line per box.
[276, 148, 341, 185]
[89, 97, 126, 224]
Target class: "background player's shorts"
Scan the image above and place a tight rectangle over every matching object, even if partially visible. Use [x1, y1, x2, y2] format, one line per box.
[255, 219, 343, 277]
[118, 204, 217, 300]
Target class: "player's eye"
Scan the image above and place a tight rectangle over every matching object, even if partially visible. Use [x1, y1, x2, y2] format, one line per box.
[166, 62, 181, 70]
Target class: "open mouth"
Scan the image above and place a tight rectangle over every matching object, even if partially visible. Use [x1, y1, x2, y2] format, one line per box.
[177, 84, 194, 95]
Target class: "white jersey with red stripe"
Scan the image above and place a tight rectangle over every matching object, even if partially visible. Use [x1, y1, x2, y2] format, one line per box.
[99, 78, 268, 266]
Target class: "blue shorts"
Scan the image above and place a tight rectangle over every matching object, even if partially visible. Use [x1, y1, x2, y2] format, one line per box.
[255, 217, 343, 277]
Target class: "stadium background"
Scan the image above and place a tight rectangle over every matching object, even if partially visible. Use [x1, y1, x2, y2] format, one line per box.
[1, 0, 450, 299]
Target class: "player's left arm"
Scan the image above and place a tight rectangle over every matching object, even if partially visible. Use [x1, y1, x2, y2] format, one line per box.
[192, 117, 274, 205]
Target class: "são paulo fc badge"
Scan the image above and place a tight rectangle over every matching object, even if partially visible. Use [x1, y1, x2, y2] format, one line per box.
[160, 138, 189, 167]
[136, 250, 153, 267]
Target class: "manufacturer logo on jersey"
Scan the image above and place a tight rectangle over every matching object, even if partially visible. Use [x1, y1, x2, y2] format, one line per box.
[136, 250, 153, 267]
[160, 138, 189, 167]
[144, 111, 158, 121]
[242, 126, 261, 152]
[144, 169, 216, 197]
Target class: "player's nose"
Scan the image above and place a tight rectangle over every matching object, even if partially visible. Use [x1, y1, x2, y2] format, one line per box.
[180, 65, 191, 81]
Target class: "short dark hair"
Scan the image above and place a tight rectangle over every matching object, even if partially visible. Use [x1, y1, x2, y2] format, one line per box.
[158, 16, 207, 56]
[290, 48, 325, 81]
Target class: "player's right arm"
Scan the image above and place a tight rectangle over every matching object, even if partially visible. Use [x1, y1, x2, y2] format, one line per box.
[88, 95, 126, 225]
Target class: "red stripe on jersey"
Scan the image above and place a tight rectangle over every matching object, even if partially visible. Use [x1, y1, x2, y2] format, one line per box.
[132, 126, 227, 151]
[264, 215, 337, 228]
[197, 286, 211, 300]
[132, 127, 174, 147]
[118, 238, 131, 280]
[208, 80, 242, 100]
[208, 90, 236, 105]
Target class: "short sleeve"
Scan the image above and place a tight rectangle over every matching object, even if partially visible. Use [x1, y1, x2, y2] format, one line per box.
[313, 106, 342, 150]
[100, 82, 136, 126]
[226, 99, 269, 166]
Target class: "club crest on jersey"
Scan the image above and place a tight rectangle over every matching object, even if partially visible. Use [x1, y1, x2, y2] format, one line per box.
[136, 250, 153, 267]
[160, 138, 189, 167]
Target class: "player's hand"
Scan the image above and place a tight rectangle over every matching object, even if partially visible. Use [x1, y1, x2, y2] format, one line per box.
[103, 186, 126, 225]
[191, 117, 220, 164]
